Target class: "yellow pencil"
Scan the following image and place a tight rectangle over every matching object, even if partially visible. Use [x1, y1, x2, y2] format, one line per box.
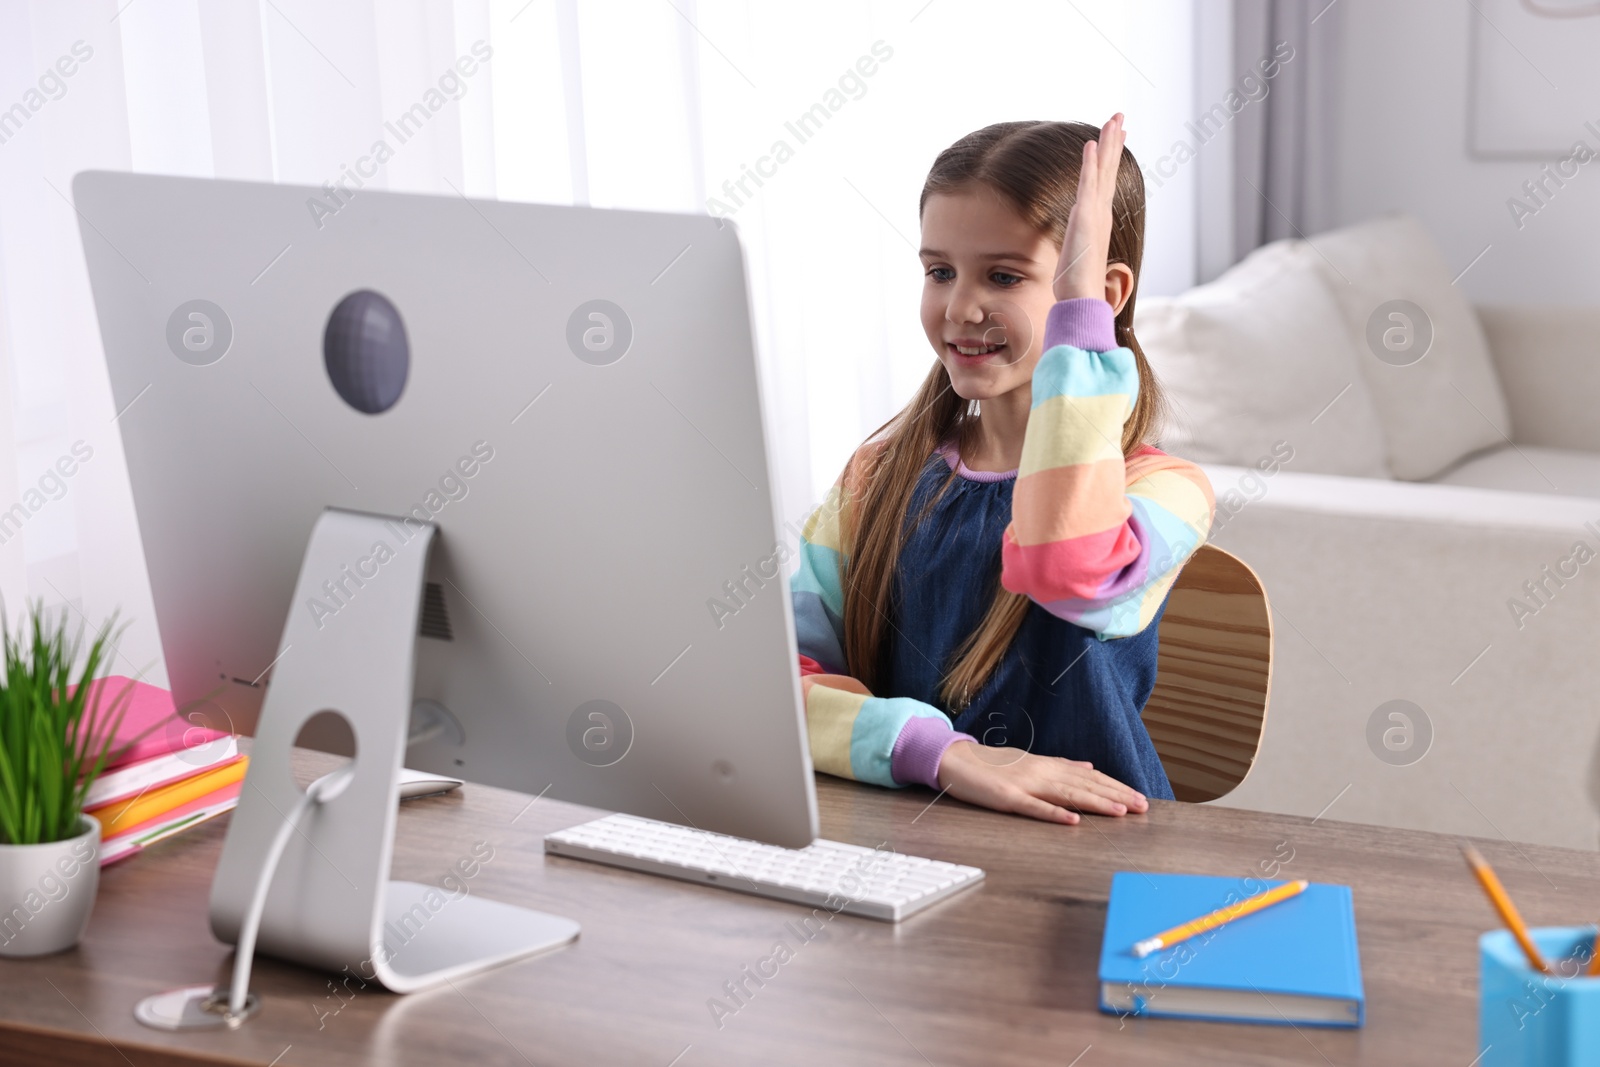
[1131, 879, 1309, 958]
[1461, 844, 1549, 975]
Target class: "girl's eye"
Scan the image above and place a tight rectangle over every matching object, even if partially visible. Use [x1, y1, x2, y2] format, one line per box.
[923, 266, 1024, 287]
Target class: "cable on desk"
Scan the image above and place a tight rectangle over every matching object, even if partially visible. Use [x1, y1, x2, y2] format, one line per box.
[218, 765, 353, 1022]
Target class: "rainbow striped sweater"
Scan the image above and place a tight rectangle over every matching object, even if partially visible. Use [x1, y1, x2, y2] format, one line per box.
[790, 297, 1215, 791]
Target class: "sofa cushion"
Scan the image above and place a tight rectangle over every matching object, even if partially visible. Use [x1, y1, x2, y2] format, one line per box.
[1310, 213, 1512, 481]
[1433, 443, 1600, 500]
[1134, 238, 1391, 478]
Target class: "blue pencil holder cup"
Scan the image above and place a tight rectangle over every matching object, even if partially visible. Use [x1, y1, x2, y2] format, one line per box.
[1479, 926, 1600, 1067]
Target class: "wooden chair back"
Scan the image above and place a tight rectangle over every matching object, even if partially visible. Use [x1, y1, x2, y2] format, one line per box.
[1145, 543, 1273, 802]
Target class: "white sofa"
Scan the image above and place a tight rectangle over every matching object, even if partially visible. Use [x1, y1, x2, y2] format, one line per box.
[1134, 214, 1600, 851]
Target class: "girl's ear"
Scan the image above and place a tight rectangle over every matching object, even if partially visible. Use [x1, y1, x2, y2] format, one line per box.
[1104, 263, 1135, 316]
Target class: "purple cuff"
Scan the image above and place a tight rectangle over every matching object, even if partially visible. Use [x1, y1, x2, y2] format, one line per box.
[890, 716, 978, 790]
[1044, 297, 1118, 352]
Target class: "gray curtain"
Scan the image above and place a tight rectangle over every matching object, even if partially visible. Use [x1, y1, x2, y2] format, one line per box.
[1229, 0, 1344, 262]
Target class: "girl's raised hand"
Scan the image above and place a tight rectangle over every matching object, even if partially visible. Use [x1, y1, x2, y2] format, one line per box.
[934, 740, 1148, 825]
[1053, 112, 1126, 303]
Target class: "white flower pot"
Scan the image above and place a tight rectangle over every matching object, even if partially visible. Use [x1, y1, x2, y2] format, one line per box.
[0, 814, 101, 958]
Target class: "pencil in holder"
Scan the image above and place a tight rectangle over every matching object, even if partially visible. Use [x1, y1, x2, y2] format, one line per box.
[1479, 925, 1600, 1067]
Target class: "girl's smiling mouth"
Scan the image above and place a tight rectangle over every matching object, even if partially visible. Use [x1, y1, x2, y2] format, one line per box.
[947, 340, 1007, 362]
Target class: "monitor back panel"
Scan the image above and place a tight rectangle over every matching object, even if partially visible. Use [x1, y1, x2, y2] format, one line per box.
[73, 171, 818, 847]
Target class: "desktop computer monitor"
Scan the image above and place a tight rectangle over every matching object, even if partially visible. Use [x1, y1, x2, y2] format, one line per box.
[72, 170, 820, 997]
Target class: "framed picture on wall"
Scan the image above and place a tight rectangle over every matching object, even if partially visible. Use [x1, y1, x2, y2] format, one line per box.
[1469, 0, 1600, 157]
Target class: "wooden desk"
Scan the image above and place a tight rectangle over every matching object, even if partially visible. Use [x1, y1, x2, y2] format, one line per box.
[4, 749, 1597, 1066]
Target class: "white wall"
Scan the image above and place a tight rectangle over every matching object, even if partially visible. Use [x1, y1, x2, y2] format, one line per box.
[1330, 0, 1600, 306]
[0, 1, 1207, 688]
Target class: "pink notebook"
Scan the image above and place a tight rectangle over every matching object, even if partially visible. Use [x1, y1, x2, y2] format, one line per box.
[101, 777, 245, 846]
[72, 676, 230, 771]
[99, 780, 244, 867]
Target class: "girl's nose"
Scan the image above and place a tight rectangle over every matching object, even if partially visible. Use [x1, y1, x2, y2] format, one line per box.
[945, 286, 988, 327]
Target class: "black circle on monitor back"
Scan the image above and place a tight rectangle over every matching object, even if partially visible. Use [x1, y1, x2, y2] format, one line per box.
[324, 290, 409, 414]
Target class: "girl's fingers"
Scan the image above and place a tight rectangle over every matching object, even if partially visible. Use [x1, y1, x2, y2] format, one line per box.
[1057, 785, 1127, 817]
[1102, 783, 1146, 809]
[1096, 776, 1144, 804]
[1052, 765, 1145, 808]
[1013, 794, 1079, 825]
[1098, 115, 1122, 190]
[1079, 764, 1142, 797]
[1053, 758, 1131, 794]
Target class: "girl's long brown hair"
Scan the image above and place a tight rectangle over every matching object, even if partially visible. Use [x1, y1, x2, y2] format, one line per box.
[840, 120, 1164, 713]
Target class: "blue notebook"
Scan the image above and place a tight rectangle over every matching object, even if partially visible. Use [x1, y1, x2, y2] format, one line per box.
[1098, 872, 1364, 1027]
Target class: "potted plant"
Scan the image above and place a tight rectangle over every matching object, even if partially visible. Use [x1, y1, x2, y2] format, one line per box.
[0, 601, 136, 957]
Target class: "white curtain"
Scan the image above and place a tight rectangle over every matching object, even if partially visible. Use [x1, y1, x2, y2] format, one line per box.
[0, 0, 1203, 685]
[1204, 0, 1344, 275]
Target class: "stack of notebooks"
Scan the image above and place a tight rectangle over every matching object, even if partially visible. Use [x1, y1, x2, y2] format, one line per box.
[77, 676, 248, 866]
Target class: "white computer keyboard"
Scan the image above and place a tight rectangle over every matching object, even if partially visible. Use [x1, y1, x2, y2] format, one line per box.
[543, 813, 984, 922]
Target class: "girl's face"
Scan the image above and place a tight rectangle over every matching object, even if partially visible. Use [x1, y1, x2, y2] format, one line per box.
[919, 186, 1061, 401]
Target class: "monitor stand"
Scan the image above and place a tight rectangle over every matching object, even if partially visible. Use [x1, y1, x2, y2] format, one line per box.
[140, 507, 577, 1028]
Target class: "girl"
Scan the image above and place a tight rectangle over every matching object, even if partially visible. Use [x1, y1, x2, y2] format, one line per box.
[790, 114, 1214, 824]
